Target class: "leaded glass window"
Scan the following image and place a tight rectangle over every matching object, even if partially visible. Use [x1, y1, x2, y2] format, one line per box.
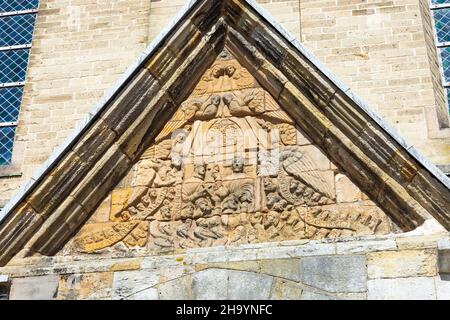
[0, 1, 39, 165]
[431, 0, 450, 113]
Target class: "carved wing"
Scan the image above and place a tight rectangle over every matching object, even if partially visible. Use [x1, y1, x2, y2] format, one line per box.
[263, 94, 294, 124]
[74, 221, 140, 253]
[281, 147, 334, 199]
[155, 99, 201, 141]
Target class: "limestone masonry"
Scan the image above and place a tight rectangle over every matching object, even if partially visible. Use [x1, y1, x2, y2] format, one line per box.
[0, 0, 449, 300]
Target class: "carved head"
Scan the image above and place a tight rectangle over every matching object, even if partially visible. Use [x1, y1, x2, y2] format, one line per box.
[211, 95, 221, 106]
[265, 211, 279, 227]
[211, 65, 224, 78]
[173, 130, 187, 144]
[171, 153, 183, 170]
[225, 65, 236, 77]
[222, 93, 233, 106]
[231, 156, 244, 173]
[193, 163, 207, 180]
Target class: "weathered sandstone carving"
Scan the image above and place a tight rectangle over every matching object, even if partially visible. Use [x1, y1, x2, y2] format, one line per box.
[68, 52, 398, 254]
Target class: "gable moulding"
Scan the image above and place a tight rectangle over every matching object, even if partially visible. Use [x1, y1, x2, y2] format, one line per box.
[0, 0, 448, 266]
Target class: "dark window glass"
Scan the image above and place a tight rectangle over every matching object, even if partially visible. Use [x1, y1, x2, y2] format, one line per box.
[433, 8, 450, 43]
[0, 48, 30, 83]
[0, 14, 37, 47]
[0, 87, 23, 122]
[0, 126, 16, 165]
[441, 47, 450, 82]
[0, 0, 39, 13]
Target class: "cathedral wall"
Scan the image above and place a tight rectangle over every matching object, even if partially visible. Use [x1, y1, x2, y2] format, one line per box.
[0, 0, 448, 210]
[0, 233, 449, 300]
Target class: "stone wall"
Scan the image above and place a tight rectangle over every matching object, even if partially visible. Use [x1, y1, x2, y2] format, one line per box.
[1, 233, 449, 300]
[1, 0, 448, 209]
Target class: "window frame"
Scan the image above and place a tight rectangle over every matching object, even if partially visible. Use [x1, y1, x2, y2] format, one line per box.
[430, 1, 450, 111]
[0, 7, 39, 168]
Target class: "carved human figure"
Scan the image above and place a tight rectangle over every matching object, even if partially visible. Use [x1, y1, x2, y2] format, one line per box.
[149, 221, 174, 249]
[182, 163, 215, 218]
[223, 90, 264, 117]
[176, 219, 197, 248]
[193, 218, 221, 247]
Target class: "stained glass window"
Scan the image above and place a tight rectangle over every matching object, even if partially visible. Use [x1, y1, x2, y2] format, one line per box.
[430, 0, 450, 113]
[0, 2, 39, 165]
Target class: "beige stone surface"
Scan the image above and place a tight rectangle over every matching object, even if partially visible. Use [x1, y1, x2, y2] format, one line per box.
[335, 174, 361, 203]
[1, 234, 449, 300]
[367, 249, 437, 279]
[61, 52, 399, 256]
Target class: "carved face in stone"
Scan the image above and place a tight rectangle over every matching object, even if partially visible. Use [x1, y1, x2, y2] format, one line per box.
[210, 95, 221, 107]
[193, 164, 206, 180]
[195, 197, 212, 215]
[171, 154, 183, 170]
[265, 211, 279, 227]
[174, 131, 187, 144]
[222, 93, 233, 106]
[211, 65, 224, 78]
[225, 65, 236, 77]
[263, 177, 277, 192]
[232, 156, 244, 173]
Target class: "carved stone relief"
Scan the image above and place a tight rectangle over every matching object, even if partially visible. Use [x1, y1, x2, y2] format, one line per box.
[66, 49, 399, 255]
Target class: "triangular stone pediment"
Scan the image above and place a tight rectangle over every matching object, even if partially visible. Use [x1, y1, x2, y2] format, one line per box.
[60, 52, 401, 255]
[0, 0, 449, 265]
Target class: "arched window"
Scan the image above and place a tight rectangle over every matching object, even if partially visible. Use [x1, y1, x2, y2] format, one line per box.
[0, 0, 39, 165]
[430, 0, 450, 113]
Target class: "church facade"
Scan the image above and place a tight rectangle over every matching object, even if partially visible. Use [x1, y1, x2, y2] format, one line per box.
[0, 0, 449, 300]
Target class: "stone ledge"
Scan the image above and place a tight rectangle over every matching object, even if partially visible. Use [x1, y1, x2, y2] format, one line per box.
[1, 233, 448, 278]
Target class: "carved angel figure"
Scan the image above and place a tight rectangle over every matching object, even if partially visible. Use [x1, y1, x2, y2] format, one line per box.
[280, 147, 335, 202]
[222, 90, 264, 117]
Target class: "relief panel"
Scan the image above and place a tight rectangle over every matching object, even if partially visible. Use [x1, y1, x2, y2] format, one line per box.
[60, 49, 399, 256]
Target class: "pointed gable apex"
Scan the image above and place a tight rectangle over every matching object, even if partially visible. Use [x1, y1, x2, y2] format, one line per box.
[0, 0, 449, 266]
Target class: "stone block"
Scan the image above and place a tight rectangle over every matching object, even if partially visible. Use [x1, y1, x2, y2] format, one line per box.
[367, 249, 437, 279]
[195, 261, 259, 273]
[278, 82, 332, 145]
[113, 270, 159, 300]
[72, 119, 117, 166]
[406, 170, 450, 230]
[192, 269, 228, 300]
[295, 145, 331, 171]
[71, 146, 131, 214]
[301, 255, 366, 293]
[396, 234, 445, 250]
[228, 270, 273, 300]
[335, 173, 361, 203]
[101, 69, 161, 136]
[367, 249, 436, 279]
[10, 275, 59, 300]
[27, 151, 88, 218]
[367, 277, 436, 300]
[57, 272, 113, 300]
[335, 239, 397, 254]
[438, 249, 450, 274]
[158, 275, 193, 300]
[300, 291, 338, 300]
[259, 258, 302, 282]
[270, 279, 303, 300]
[435, 275, 450, 300]
[0, 204, 43, 266]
